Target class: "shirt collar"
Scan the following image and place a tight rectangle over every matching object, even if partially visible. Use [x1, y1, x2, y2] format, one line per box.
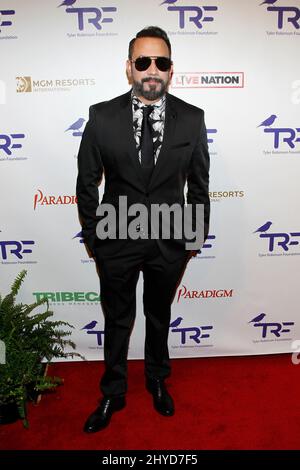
[131, 92, 166, 109]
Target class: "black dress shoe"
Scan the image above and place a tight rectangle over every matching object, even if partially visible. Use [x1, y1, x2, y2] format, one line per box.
[83, 396, 126, 433]
[146, 378, 175, 416]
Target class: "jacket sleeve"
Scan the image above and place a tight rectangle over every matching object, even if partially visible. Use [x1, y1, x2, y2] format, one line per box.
[76, 106, 103, 253]
[186, 110, 210, 247]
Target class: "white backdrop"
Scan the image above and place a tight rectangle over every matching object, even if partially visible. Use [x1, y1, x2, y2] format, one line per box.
[1, 0, 300, 361]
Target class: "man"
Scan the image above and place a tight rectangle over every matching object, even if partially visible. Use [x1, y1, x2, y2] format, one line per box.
[76, 26, 210, 433]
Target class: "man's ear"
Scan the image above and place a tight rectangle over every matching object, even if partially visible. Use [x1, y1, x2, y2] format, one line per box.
[126, 59, 133, 84]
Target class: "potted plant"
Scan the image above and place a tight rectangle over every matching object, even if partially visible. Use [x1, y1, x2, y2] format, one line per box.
[0, 270, 83, 427]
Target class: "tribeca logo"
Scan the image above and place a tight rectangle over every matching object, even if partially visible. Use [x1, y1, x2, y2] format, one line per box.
[258, 114, 300, 154]
[65, 118, 85, 137]
[254, 221, 300, 254]
[0, 9, 15, 32]
[161, 0, 218, 30]
[33, 189, 77, 210]
[59, 0, 117, 31]
[169, 316, 213, 345]
[172, 73, 244, 89]
[81, 320, 104, 346]
[249, 312, 294, 340]
[0, 133, 25, 157]
[33, 291, 100, 303]
[0, 240, 35, 261]
[177, 285, 233, 302]
[260, 0, 300, 31]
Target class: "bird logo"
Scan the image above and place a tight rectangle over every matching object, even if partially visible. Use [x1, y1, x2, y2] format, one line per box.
[253, 221, 272, 233]
[257, 114, 277, 128]
[72, 231, 84, 243]
[259, 0, 278, 6]
[160, 0, 178, 5]
[58, 0, 77, 8]
[81, 320, 98, 330]
[249, 313, 266, 323]
[65, 118, 85, 137]
[170, 317, 183, 328]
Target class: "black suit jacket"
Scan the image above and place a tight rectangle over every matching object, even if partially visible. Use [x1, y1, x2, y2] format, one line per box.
[76, 90, 210, 262]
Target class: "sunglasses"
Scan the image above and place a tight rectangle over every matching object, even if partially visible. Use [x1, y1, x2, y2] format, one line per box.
[131, 56, 172, 72]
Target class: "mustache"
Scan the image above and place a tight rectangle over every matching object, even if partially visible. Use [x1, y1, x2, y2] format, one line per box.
[141, 77, 164, 84]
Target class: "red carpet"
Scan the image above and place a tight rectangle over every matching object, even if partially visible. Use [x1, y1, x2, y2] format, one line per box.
[1, 354, 300, 450]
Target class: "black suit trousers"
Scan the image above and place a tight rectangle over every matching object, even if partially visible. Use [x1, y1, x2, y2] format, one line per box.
[94, 239, 188, 397]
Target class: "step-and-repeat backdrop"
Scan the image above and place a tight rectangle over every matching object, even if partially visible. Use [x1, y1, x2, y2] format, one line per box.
[1, 0, 299, 361]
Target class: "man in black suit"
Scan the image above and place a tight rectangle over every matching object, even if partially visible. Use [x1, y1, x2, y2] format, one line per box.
[76, 26, 210, 433]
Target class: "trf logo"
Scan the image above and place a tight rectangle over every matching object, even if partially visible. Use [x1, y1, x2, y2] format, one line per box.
[0, 240, 35, 260]
[0, 9, 15, 32]
[59, 1, 117, 31]
[65, 118, 85, 136]
[254, 221, 300, 252]
[260, 1, 300, 30]
[0, 133, 25, 156]
[81, 320, 104, 346]
[170, 316, 213, 344]
[258, 114, 300, 149]
[161, 0, 218, 29]
[249, 313, 294, 339]
[207, 129, 217, 145]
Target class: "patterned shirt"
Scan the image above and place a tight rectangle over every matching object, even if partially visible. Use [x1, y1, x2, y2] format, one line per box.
[132, 93, 166, 164]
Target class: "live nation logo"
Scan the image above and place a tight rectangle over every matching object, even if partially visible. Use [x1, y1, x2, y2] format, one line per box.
[169, 316, 213, 349]
[58, 0, 118, 38]
[16, 76, 96, 93]
[249, 312, 294, 343]
[259, 0, 300, 36]
[254, 221, 300, 257]
[160, 0, 219, 35]
[172, 72, 244, 89]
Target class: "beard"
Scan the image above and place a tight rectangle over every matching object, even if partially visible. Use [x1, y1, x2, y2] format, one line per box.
[132, 77, 168, 101]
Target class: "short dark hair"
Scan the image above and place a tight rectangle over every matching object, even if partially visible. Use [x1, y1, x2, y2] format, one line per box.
[128, 26, 171, 59]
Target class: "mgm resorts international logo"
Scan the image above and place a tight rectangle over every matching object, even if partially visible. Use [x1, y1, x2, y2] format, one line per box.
[16, 76, 96, 93]
[172, 72, 244, 89]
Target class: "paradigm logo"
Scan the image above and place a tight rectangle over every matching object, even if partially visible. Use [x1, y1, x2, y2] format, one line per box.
[0, 79, 6, 104]
[33, 291, 100, 305]
[172, 72, 244, 89]
[254, 220, 300, 256]
[161, 0, 218, 35]
[33, 189, 77, 210]
[58, 0, 118, 38]
[16, 76, 96, 93]
[209, 190, 245, 203]
[81, 320, 104, 348]
[176, 285, 233, 302]
[0, 233, 36, 265]
[249, 312, 294, 342]
[169, 316, 213, 348]
[65, 118, 85, 137]
[258, 114, 300, 155]
[0, 8, 17, 40]
[0, 132, 27, 161]
[260, 0, 300, 35]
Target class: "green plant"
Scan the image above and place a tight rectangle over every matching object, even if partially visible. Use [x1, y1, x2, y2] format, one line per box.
[0, 270, 83, 427]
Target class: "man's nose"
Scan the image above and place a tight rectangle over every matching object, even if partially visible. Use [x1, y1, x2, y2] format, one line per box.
[148, 58, 158, 75]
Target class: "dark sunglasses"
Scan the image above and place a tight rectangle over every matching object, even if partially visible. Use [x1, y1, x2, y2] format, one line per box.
[132, 56, 172, 72]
